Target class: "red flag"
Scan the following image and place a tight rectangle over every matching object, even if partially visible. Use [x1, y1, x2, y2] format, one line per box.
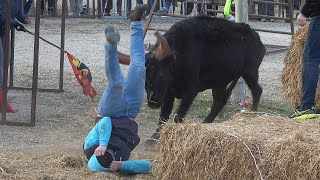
[66, 52, 97, 99]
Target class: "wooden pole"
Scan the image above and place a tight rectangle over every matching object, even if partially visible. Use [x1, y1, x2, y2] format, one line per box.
[230, 0, 248, 104]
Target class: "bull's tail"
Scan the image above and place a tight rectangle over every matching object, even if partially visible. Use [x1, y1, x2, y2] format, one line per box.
[226, 76, 241, 95]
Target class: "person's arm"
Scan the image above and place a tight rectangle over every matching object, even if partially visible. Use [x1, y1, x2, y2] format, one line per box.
[93, 117, 112, 156]
[97, 117, 112, 146]
[84, 117, 112, 154]
[0, 0, 27, 28]
[15, 1, 28, 24]
[119, 159, 152, 175]
[300, 0, 317, 18]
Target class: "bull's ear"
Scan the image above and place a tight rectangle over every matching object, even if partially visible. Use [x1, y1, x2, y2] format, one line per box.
[154, 31, 171, 61]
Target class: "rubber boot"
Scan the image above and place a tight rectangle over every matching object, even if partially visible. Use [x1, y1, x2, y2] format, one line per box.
[0, 90, 18, 113]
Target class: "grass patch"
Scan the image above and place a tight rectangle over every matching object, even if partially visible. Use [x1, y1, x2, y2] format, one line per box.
[168, 95, 293, 122]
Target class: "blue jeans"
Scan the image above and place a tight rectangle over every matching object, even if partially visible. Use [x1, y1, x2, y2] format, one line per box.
[98, 22, 146, 119]
[146, 0, 159, 15]
[163, 0, 172, 9]
[300, 16, 320, 109]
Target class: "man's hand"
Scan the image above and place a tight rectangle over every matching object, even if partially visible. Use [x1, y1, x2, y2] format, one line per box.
[94, 145, 107, 156]
[15, 23, 26, 32]
[297, 13, 307, 26]
[24, 17, 32, 24]
[109, 161, 121, 171]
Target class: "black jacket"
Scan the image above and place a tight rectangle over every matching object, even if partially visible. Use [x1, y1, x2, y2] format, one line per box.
[301, 0, 320, 17]
[107, 117, 140, 161]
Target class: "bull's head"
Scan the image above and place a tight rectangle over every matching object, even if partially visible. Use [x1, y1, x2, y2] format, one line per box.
[145, 32, 175, 109]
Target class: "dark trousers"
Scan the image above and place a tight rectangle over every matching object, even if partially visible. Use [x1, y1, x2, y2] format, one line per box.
[300, 16, 320, 109]
[258, 0, 274, 16]
[41, 0, 56, 10]
[97, 0, 112, 14]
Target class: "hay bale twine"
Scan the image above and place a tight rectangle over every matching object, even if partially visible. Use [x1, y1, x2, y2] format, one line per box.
[156, 113, 320, 180]
[281, 25, 317, 108]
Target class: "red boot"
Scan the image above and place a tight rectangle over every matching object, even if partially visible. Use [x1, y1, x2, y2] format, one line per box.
[0, 90, 18, 113]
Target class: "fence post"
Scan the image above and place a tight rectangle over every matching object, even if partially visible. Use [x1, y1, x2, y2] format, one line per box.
[230, 0, 248, 104]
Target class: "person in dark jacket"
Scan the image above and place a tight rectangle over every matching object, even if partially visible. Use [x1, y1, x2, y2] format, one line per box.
[83, 4, 152, 174]
[0, 0, 31, 113]
[24, 0, 34, 14]
[289, 0, 320, 119]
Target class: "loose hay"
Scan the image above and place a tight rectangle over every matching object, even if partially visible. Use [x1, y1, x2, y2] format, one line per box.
[281, 25, 314, 108]
[0, 152, 154, 180]
[156, 113, 320, 180]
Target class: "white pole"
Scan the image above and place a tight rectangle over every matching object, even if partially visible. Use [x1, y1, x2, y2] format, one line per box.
[230, 0, 248, 104]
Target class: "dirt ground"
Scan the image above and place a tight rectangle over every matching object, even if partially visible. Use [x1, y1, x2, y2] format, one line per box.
[0, 17, 293, 179]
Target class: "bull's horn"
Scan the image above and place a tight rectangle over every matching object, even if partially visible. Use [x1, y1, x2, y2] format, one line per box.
[118, 51, 130, 65]
[154, 31, 171, 61]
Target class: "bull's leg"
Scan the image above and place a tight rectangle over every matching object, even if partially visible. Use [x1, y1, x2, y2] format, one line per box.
[175, 89, 198, 123]
[203, 87, 228, 123]
[159, 91, 176, 124]
[242, 71, 262, 111]
[147, 91, 175, 144]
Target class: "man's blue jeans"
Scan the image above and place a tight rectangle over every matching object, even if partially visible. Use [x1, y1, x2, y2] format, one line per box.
[98, 22, 145, 119]
[300, 16, 320, 109]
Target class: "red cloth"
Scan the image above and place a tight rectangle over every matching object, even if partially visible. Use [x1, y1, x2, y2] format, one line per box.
[66, 52, 97, 99]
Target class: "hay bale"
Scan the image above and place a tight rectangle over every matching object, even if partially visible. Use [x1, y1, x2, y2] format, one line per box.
[281, 25, 317, 108]
[157, 113, 320, 180]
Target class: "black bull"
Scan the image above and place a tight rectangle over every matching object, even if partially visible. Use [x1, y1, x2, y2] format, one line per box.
[121, 16, 265, 126]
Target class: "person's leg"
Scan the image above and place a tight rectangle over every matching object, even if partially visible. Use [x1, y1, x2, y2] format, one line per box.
[299, 17, 320, 109]
[258, 1, 266, 15]
[117, 0, 121, 14]
[105, 0, 112, 15]
[0, 34, 18, 113]
[164, 0, 172, 10]
[48, 0, 55, 8]
[69, 0, 76, 14]
[41, 0, 45, 14]
[48, 0, 57, 16]
[146, 0, 158, 16]
[267, 0, 274, 16]
[125, 5, 147, 118]
[98, 26, 125, 117]
[77, 0, 83, 13]
[0, 35, 4, 89]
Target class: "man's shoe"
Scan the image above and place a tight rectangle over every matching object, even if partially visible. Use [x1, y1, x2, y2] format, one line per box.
[105, 25, 120, 44]
[128, 4, 148, 22]
[288, 107, 320, 119]
[157, 7, 169, 14]
[260, 18, 267, 22]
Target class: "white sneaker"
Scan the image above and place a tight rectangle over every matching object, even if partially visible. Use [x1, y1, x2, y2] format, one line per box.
[227, 15, 235, 22]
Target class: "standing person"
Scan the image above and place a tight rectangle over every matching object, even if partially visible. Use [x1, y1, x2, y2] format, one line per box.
[0, 0, 31, 113]
[41, 0, 58, 16]
[24, 0, 34, 14]
[97, 0, 109, 16]
[83, 4, 152, 174]
[157, 0, 172, 14]
[289, 0, 320, 119]
[224, 0, 235, 21]
[258, 0, 275, 22]
[68, 0, 83, 16]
